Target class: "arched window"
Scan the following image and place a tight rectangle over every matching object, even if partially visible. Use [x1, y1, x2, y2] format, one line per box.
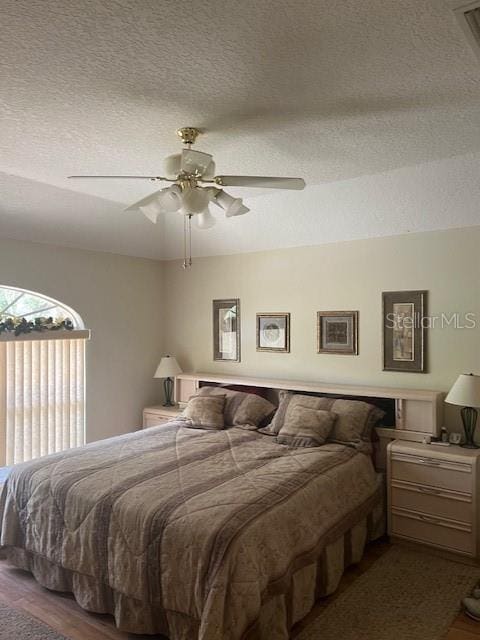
[0, 286, 89, 466]
[0, 285, 84, 328]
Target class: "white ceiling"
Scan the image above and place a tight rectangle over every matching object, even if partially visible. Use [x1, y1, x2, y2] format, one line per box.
[1, 0, 480, 260]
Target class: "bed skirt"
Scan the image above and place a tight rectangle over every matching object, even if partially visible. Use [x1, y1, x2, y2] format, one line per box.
[2, 492, 384, 640]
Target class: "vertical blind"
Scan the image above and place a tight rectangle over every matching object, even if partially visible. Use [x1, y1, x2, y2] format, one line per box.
[0, 337, 86, 465]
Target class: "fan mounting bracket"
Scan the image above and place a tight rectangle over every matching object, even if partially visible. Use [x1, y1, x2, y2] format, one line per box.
[176, 127, 201, 145]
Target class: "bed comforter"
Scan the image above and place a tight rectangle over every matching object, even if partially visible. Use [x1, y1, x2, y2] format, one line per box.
[0, 421, 382, 639]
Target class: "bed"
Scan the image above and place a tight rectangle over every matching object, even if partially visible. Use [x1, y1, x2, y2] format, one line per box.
[0, 414, 383, 639]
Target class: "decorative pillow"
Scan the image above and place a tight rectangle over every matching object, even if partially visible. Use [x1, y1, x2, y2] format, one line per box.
[276, 405, 337, 448]
[261, 391, 331, 435]
[262, 391, 385, 445]
[183, 395, 226, 430]
[329, 399, 385, 444]
[197, 386, 276, 427]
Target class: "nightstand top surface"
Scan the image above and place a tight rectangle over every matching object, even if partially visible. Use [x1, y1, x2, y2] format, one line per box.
[390, 439, 480, 461]
[144, 405, 182, 415]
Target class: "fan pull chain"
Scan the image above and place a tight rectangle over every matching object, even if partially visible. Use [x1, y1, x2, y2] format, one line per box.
[182, 214, 193, 269]
[188, 214, 192, 267]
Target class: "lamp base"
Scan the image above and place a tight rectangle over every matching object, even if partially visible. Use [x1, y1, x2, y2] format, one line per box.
[163, 377, 175, 407]
[461, 406, 478, 449]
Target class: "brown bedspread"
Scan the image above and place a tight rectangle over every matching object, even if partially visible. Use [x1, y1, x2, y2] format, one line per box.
[0, 421, 381, 639]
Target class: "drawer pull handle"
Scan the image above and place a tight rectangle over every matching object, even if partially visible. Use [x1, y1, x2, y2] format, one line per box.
[417, 458, 440, 466]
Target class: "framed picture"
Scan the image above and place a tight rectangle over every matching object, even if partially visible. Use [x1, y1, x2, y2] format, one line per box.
[256, 313, 290, 352]
[317, 311, 358, 355]
[382, 290, 427, 373]
[213, 299, 240, 362]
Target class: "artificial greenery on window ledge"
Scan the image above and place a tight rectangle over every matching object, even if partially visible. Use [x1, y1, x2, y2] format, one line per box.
[0, 316, 75, 337]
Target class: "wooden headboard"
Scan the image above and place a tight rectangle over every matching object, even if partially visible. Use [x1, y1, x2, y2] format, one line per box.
[175, 372, 444, 469]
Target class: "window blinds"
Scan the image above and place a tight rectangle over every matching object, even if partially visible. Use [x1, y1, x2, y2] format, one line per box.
[0, 338, 86, 465]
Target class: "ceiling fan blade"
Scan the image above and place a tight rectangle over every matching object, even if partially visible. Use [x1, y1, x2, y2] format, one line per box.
[67, 175, 167, 180]
[214, 176, 306, 190]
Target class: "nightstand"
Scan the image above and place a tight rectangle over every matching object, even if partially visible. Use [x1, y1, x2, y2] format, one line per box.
[143, 405, 182, 428]
[387, 440, 480, 558]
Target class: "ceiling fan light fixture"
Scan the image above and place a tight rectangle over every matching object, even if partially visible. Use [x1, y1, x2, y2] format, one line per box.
[202, 159, 216, 180]
[180, 149, 213, 176]
[125, 190, 164, 223]
[226, 202, 250, 217]
[195, 208, 216, 229]
[125, 185, 181, 223]
[73, 126, 305, 269]
[212, 190, 249, 217]
[163, 153, 182, 178]
[139, 202, 162, 223]
[181, 186, 211, 214]
[157, 184, 182, 212]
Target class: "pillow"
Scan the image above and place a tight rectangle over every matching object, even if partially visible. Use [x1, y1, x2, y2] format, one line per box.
[196, 386, 276, 427]
[329, 399, 385, 444]
[183, 395, 226, 430]
[262, 391, 385, 445]
[261, 391, 332, 435]
[276, 405, 337, 448]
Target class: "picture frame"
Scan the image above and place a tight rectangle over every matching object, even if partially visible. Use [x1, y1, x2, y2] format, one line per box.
[317, 311, 358, 355]
[382, 290, 427, 373]
[213, 298, 240, 362]
[256, 313, 290, 352]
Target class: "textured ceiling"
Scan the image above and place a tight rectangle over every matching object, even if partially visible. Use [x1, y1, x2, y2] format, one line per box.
[1, 0, 480, 259]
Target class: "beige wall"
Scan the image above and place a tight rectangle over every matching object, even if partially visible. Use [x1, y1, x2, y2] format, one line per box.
[0, 238, 164, 442]
[3, 226, 479, 441]
[163, 227, 480, 430]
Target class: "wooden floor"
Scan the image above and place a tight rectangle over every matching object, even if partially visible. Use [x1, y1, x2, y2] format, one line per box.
[0, 540, 478, 639]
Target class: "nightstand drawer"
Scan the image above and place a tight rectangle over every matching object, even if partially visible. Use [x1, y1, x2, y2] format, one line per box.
[392, 508, 474, 555]
[391, 452, 472, 494]
[391, 480, 473, 524]
[142, 405, 182, 429]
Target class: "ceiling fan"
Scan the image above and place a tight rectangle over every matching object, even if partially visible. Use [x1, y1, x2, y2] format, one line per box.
[68, 127, 306, 268]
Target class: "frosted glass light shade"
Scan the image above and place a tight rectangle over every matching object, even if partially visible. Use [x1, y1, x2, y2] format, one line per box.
[163, 153, 181, 178]
[139, 199, 164, 223]
[125, 190, 163, 222]
[154, 356, 182, 379]
[157, 184, 182, 212]
[212, 190, 250, 217]
[181, 149, 213, 175]
[126, 185, 182, 223]
[446, 374, 480, 408]
[225, 201, 250, 217]
[196, 208, 216, 229]
[202, 159, 216, 180]
[182, 186, 211, 213]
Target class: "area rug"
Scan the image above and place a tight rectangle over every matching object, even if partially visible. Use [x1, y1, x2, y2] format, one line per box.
[297, 546, 480, 640]
[0, 602, 68, 640]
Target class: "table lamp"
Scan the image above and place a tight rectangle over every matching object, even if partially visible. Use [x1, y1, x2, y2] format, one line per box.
[154, 356, 182, 406]
[445, 373, 480, 449]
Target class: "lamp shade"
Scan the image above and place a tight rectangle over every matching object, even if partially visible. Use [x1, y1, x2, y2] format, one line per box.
[153, 356, 182, 379]
[445, 374, 480, 408]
